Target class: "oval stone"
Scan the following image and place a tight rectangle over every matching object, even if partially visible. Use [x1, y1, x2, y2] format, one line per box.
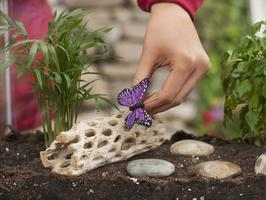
[127, 159, 175, 177]
[170, 140, 214, 156]
[194, 160, 241, 179]
[255, 153, 266, 175]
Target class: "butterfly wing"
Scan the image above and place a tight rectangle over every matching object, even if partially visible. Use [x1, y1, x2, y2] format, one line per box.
[125, 110, 137, 129]
[117, 88, 134, 107]
[131, 78, 149, 104]
[135, 108, 152, 128]
[119, 78, 152, 130]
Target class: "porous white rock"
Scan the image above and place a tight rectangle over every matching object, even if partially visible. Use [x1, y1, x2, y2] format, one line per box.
[40, 112, 166, 176]
[193, 160, 241, 179]
[255, 153, 266, 175]
[127, 159, 175, 177]
[170, 140, 214, 156]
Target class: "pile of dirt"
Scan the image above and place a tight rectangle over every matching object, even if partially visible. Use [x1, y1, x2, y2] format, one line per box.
[0, 131, 266, 200]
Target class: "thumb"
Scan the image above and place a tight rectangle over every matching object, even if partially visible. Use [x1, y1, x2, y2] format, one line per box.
[132, 51, 156, 86]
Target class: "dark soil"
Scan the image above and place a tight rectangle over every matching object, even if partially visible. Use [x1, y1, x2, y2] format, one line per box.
[0, 131, 266, 200]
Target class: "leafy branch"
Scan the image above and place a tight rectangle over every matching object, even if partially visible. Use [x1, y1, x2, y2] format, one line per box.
[222, 21, 266, 145]
[0, 9, 117, 147]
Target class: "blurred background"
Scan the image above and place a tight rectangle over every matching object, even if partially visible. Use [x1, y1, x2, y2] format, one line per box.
[1, 0, 265, 136]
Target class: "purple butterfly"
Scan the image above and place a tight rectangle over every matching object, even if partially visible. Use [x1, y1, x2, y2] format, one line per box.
[117, 78, 152, 129]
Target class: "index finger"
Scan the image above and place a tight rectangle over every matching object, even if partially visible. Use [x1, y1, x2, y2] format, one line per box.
[144, 64, 195, 113]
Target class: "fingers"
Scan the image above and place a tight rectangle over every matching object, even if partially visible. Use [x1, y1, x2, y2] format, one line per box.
[132, 52, 156, 86]
[144, 60, 196, 112]
[151, 61, 210, 114]
[145, 55, 211, 114]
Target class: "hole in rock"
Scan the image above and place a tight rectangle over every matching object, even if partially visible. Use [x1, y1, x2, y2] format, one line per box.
[115, 153, 122, 157]
[81, 155, 88, 160]
[65, 153, 73, 160]
[135, 132, 140, 137]
[55, 143, 65, 150]
[109, 147, 116, 152]
[159, 138, 164, 142]
[124, 137, 135, 144]
[48, 153, 57, 160]
[145, 145, 153, 149]
[153, 130, 158, 136]
[97, 140, 108, 148]
[60, 161, 70, 168]
[141, 140, 146, 144]
[84, 142, 94, 149]
[102, 129, 112, 136]
[116, 113, 122, 118]
[85, 129, 96, 137]
[121, 143, 133, 151]
[64, 136, 80, 148]
[70, 136, 79, 144]
[92, 156, 104, 162]
[114, 135, 121, 143]
[108, 119, 119, 126]
[121, 137, 136, 150]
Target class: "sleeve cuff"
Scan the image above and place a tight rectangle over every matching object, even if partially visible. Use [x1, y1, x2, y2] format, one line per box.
[137, 0, 204, 21]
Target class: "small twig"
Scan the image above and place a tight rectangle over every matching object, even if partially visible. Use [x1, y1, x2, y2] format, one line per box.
[0, 183, 11, 192]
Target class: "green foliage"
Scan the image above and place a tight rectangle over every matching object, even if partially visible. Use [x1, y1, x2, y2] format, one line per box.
[223, 21, 266, 144]
[195, 1, 250, 135]
[0, 9, 117, 147]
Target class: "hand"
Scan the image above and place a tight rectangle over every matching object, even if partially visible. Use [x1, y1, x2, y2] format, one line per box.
[133, 3, 211, 114]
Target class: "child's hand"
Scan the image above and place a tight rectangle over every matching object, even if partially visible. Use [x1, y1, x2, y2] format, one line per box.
[133, 3, 211, 114]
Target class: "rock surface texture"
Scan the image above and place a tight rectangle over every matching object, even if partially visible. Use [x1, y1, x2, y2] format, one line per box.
[170, 139, 214, 156]
[193, 160, 241, 179]
[255, 153, 266, 175]
[127, 159, 175, 177]
[40, 113, 166, 176]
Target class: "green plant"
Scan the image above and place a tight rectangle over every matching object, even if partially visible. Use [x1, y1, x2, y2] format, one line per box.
[195, 1, 250, 135]
[0, 9, 117, 147]
[223, 21, 266, 145]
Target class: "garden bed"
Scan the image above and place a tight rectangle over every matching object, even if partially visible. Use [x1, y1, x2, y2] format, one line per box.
[0, 131, 266, 200]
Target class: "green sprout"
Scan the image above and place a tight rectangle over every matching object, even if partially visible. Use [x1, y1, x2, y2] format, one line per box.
[0, 9, 117, 147]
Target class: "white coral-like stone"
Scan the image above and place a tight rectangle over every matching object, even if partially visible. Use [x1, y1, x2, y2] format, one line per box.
[40, 112, 166, 176]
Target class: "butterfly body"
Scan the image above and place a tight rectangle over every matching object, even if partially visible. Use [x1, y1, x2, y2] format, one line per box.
[129, 102, 144, 111]
[117, 78, 152, 129]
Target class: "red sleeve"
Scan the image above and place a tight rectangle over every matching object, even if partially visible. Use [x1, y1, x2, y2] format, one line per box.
[137, 0, 204, 21]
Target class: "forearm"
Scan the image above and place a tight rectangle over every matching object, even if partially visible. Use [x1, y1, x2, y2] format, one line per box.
[133, 1, 210, 114]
